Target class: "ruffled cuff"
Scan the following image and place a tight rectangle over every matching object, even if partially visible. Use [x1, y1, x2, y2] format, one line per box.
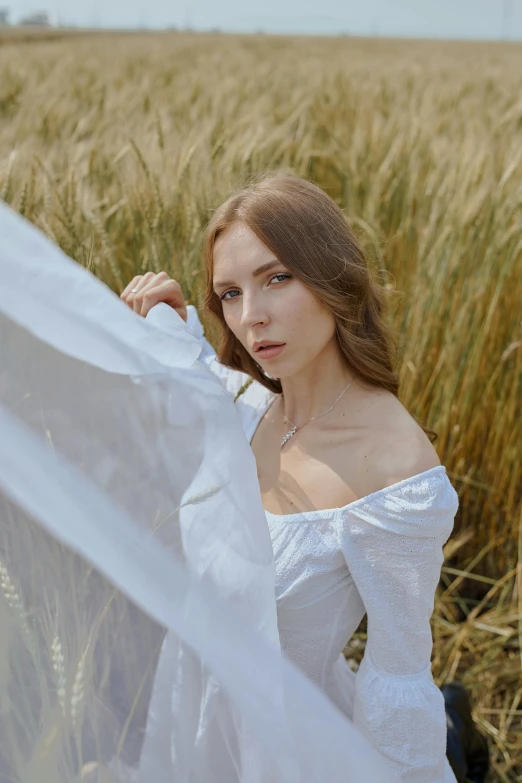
[354, 653, 447, 783]
[185, 304, 218, 368]
[185, 305, 253, 398]
[140, 302, 202, 369]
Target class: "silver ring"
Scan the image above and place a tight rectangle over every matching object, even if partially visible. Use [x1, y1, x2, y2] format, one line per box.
[131, 287, 139, 293]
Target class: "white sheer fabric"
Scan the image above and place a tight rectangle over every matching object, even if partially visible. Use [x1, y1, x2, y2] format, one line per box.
[178, 305, 461, 783]
[0, 201, 400, 783]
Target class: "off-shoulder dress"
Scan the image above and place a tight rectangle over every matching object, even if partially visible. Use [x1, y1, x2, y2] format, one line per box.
[171, 304, 460, 783]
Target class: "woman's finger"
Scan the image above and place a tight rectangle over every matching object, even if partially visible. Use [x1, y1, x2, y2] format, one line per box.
[120, 275, 143, 302]
[130, 272, 156, 313]
[139, 280, 187, 319]
[132, 274, 155, 314]
[122, 273, 186, 318]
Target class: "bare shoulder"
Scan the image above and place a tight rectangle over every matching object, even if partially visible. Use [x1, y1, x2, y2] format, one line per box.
[359, 387, 441, 492]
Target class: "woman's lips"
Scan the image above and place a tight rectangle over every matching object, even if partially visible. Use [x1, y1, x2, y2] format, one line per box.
[256, 344, 285, 359]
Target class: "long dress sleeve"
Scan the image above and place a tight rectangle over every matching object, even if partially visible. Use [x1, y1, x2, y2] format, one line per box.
[145, 303, 276, 439]
[184, 304, 253, 398]
[337, 468, 459, 783]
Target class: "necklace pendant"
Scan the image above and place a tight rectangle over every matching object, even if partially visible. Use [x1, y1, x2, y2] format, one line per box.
[281, 426, 298, 449]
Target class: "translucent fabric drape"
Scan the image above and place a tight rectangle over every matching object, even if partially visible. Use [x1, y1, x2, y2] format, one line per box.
[0, 202, 398, 783]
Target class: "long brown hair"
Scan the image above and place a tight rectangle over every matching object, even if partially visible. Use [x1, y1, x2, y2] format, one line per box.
[202, 170, 437, 443]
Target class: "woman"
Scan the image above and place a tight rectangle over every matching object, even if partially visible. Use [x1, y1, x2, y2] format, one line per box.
[121, 172, 489, 783]
[2, 197, 401, 783]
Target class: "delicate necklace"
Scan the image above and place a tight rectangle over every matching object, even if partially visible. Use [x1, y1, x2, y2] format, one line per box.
[280, 379, 353, 449]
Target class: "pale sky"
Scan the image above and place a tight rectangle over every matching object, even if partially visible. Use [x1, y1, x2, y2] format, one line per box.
[3, 0, 522, 40]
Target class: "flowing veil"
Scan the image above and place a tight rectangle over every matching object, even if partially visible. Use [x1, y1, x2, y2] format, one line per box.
[0, 201, 399, 783]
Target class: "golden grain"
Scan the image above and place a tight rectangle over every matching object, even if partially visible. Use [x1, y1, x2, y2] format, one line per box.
[0, 29, 521, 780]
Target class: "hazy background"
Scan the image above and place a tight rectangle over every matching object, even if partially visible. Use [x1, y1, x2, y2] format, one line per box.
[4, 0, 522, 39]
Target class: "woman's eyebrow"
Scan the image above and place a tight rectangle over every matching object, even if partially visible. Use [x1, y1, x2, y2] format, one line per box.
[213, 259, 281, 290]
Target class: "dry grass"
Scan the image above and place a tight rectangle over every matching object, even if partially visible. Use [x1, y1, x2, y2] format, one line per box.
[0, 31, 521, 781]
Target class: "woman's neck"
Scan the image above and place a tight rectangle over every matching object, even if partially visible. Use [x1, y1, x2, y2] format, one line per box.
[278, 348, 357, 427]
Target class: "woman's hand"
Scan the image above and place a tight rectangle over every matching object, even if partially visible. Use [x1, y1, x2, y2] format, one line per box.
[120, 272, 188, 322]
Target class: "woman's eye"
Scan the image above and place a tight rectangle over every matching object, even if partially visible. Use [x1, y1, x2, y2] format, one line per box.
[219, 273, 292, 301]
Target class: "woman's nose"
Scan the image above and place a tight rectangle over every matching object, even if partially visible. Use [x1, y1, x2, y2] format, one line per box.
[240, 293, 270, 327]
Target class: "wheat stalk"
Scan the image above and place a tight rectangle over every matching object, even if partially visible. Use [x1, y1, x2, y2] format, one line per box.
[70, 644, 87, 726]
[0, 558, 31, 641]
[51, 633, 67, 715]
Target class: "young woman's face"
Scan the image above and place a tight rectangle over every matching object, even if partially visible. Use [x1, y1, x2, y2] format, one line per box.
[212, 221, 338, 379]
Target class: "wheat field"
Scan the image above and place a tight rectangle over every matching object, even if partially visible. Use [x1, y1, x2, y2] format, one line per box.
[0, 30, 521, 781]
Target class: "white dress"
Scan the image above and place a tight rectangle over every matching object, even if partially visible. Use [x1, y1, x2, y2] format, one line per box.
[0, 202, 457, 783]
[1, 203, 411, 783]
[183, 304, 460, 783]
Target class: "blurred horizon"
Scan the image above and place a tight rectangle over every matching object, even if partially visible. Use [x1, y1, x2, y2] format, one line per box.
[2, 0, 522, 41]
